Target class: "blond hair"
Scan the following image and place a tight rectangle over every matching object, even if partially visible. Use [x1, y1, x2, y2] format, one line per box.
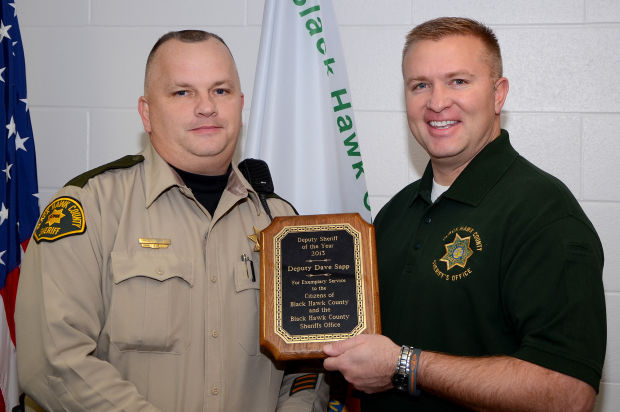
[403, 17, 503, 78]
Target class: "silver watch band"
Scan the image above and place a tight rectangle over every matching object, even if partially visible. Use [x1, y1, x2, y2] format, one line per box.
[392, 345, 412, 391]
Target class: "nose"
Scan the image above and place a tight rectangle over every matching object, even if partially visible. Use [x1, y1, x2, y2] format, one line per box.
[426, 84, 451, 112]
[195, 93, 216, 117]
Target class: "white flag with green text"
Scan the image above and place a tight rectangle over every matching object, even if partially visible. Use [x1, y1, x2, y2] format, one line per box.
[245, 0, 371, 221]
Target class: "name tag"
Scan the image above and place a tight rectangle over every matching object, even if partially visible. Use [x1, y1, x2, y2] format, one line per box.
[139, 238, 171, 249]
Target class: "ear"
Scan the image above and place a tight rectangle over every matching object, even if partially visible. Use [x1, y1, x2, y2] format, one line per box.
[240, 93, 245, 111]
[493, 77, 509, 114]
[138, 96, 151, 133]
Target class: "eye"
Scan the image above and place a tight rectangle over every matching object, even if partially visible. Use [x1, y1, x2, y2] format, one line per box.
[411, 82, 428, 91]
[174, 90, 190, 97]
[451, 79, 467, 86]
[214, 88, 229, 95]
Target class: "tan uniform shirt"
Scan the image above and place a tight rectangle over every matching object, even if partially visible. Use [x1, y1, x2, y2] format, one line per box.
[16, 142, 328, 411]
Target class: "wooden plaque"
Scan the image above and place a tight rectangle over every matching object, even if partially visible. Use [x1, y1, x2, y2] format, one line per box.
[260, 213, 381, 361]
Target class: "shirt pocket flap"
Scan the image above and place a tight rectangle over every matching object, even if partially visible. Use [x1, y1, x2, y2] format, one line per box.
[111, 251, 194, 286]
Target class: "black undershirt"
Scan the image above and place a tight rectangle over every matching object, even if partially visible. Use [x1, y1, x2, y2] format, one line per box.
[172, 165, 232, 217]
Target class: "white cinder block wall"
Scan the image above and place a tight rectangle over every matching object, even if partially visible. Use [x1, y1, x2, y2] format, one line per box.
[15, 0, 620, 409]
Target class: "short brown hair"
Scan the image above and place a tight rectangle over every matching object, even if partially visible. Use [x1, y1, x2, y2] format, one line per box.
[403, 17, 503, 78]
[144, 30, 232, 90]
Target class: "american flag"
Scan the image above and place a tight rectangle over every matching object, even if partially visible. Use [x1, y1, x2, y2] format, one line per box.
[0, 0, 39, 410]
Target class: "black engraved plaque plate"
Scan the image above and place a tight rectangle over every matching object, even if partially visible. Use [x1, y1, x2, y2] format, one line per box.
[260, 213, 380, 360]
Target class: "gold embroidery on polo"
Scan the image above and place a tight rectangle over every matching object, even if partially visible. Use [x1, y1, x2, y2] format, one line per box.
[440, 233, 474, 270]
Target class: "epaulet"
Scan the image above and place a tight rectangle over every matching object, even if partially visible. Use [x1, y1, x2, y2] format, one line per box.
[65, 154, 145, 188]
[265, 192, 299, 216]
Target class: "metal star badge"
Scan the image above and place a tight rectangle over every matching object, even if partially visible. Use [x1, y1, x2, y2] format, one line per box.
[248, 226, 261, 252]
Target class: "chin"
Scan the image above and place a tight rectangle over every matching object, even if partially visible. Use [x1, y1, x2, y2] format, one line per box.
[426, 141, 460, 155]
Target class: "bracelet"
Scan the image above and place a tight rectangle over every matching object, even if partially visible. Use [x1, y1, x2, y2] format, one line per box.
[391, 345, 412, 391]
[408, 347, 422, 396]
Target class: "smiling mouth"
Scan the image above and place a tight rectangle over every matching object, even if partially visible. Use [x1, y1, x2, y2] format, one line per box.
[429, 120, 459, 129]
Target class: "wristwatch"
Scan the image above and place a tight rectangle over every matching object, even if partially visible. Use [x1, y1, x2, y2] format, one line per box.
[391, 345, 412, 391]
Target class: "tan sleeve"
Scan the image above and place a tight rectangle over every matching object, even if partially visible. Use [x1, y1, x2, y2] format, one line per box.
[276, 372, 330, 412]
[15, 187, 160, 412]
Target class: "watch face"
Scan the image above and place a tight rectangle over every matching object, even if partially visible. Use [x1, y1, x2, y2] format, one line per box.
[392, 372, 408, 391]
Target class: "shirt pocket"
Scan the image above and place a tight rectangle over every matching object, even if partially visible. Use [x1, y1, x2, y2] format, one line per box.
[233, 256, 260, 356]
[109, 251, 193, 354]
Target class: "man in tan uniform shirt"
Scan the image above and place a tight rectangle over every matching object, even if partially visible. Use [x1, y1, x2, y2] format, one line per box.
[15, 30, 328, 411]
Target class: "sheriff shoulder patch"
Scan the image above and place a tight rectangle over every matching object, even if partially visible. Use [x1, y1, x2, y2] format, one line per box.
[33, 196, 86, 243]
[289, 373, 318, 396]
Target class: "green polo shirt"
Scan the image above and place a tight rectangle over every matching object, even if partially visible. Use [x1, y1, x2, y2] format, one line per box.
[363, 130, 606, 411]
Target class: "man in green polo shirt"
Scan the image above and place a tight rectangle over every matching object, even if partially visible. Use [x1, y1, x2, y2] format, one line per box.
[323, 17, 606, 411]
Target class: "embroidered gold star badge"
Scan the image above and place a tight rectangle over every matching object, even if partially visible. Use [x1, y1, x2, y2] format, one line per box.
[248, 226, 261, 252]
[45, 208, 65, 226]
[440, 233, 474, 270]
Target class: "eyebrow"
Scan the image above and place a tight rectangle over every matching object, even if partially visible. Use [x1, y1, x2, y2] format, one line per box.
[444, 70, 476, 78]
[170, 82, 193, 89]
[405, 70, 476, 84]
[170, 79, 234, 88]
